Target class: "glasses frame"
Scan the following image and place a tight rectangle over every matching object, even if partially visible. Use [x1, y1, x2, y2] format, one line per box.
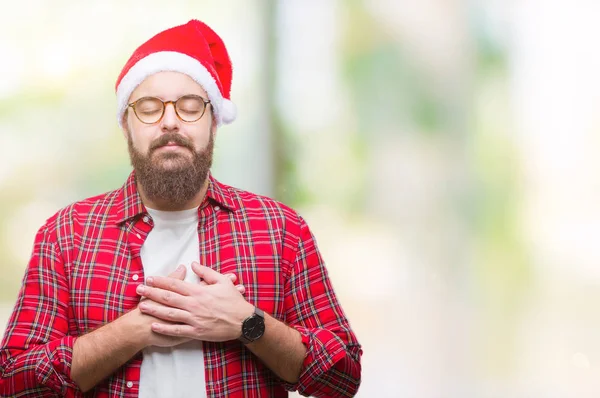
[127, 95, 211, 124]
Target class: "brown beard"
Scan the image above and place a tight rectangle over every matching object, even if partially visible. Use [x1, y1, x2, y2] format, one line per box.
[128, 132, 214, 208]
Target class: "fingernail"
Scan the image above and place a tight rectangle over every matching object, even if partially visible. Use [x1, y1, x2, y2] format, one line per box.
[146, 277, 154, 286]
[177, 264, 185, 271]
[137, 285, 145, 294]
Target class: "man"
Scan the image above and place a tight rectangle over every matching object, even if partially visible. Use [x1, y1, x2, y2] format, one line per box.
[0, 19, 362, 398]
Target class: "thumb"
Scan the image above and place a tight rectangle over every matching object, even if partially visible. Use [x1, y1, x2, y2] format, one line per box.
[191, 262, 228, 285]
[167, 264, 187, 281]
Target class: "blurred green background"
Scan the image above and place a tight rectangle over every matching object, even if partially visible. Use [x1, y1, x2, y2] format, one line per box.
[2, 0, 600, 396]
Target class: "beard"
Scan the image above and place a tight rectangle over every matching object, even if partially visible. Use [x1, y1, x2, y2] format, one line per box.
[128, 131, 214, 209]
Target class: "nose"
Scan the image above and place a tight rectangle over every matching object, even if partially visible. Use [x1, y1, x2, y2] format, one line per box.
[160, 102, 180, 132]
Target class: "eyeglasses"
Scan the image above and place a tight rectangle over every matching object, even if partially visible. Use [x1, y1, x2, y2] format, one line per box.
[127, 95, 211, 124]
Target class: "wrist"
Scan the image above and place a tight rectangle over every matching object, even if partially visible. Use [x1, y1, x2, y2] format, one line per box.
[238, 305, 266, 344]
[119, 308, 152, 350]
[235, 302, 255, 339]
[238, 302, 255, 324]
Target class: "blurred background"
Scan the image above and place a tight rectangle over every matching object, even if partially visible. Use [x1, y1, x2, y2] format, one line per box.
[2, 0, 600, 396]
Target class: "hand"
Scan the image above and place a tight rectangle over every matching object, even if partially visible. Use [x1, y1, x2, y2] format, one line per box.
[136, 261, 254, 342]
[131, 264, 191, 348]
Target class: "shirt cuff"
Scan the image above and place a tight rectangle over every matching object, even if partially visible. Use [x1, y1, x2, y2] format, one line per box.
[39, 336, 80, 395]
[282, 325, 347, 394]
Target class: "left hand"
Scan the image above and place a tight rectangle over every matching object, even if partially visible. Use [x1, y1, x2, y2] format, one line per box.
[136, 262, 254, 342]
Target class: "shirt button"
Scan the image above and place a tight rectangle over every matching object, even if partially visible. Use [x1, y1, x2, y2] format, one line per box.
[215, 206, 220, 211]
[132, 274, 139, 281]
[126, 381, 133, 388]
[136, 233, 141, 239]
[143, 216, 149, 223]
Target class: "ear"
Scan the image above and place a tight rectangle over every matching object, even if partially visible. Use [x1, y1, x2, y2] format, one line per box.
[210, 112, 218, 136]
[121, 111, 131, 140]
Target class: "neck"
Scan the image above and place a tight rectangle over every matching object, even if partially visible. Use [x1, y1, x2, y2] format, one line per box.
[137, 177, 210, 211]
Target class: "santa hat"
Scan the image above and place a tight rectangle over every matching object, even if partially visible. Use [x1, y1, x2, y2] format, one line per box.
[115, 19, 236, 127]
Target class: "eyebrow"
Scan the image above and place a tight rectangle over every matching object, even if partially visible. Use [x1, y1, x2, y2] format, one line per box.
[135, 93, 207, 101]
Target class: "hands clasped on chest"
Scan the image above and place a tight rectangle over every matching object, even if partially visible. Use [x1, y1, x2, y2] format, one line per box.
[133, 261, 254, 347]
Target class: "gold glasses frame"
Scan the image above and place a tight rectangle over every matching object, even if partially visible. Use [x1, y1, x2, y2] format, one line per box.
[127, 95, 211, 124]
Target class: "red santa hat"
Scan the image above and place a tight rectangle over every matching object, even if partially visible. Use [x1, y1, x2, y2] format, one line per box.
[115, 19, 236, 127]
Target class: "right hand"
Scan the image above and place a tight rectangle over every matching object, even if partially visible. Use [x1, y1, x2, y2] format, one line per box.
[132, 264, 190, 348]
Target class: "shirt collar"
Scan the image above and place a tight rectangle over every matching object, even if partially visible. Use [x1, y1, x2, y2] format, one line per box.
[111, 171, 237, 225]
[205, 173, 237, 212]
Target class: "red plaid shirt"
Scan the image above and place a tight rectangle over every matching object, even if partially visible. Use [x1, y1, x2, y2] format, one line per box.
[0, 172, 362, 397]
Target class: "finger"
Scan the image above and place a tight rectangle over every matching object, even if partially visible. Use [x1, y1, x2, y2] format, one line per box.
[225, 273, 237, 283]
[136, 284, 188, 309]
[151, 322, 197, 339]
[139, 300, 190, 323]
[236, 284, 245, 295]
[191, 262, 230, 285]
[166, 264, 187, 281]
[146, 275, 190, 296]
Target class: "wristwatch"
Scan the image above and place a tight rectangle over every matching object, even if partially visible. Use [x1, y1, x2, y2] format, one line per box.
[239, 306, 265, 344]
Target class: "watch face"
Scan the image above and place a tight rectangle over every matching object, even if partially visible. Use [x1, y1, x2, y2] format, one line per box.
[242, 315, 265, 340]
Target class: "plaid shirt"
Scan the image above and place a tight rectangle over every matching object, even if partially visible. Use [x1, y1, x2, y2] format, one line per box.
[0, 172, 362, 397]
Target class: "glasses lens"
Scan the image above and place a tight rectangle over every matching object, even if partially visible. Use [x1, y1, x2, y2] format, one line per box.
[176, 96, 206, 122]
[134, 98, 164, 123]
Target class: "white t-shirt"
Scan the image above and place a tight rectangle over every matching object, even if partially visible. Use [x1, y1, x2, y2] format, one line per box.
[138, 206, 207, 398]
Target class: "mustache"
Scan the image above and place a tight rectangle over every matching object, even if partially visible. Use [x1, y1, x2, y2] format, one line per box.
[149, 133, 194, 152]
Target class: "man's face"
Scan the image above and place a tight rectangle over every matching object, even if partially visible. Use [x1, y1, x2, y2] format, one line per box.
[124, 71, 217, 208]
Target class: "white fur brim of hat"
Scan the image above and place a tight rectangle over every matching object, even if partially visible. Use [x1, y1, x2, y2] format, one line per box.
[116, 51, 237, 128]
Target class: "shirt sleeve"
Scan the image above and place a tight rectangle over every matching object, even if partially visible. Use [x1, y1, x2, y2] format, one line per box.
[282, 216, 362, 397]
[0, 221, 82, 397]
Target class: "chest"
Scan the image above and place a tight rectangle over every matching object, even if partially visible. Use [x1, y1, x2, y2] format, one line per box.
[66, 216, 286, 334]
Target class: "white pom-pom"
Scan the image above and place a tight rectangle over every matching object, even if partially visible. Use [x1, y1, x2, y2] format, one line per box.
[220, 99, 237, 124]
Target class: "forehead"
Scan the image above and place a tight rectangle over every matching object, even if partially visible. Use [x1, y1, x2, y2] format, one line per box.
[130, 71, 208, 101]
